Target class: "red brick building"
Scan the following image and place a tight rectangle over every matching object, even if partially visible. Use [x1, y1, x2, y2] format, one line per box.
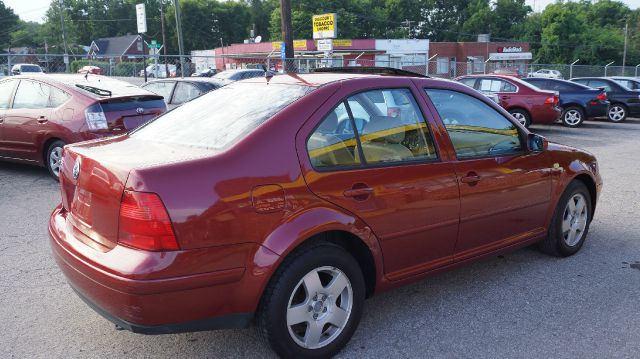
[429, 41, 531, 78]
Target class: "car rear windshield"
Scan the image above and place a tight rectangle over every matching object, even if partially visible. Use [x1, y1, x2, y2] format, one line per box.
[21, 65, 42, 72]
[131, 82, 314, 150]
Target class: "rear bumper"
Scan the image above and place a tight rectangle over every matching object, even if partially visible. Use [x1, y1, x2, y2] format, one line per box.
[49, 205, 278, 333]
[533, 106, 561, 124]
[626, 102, 640, 116]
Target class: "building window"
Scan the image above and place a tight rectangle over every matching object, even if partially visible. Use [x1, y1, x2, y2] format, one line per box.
[436, 57, 448, 74]
[472, 56, 484, 73]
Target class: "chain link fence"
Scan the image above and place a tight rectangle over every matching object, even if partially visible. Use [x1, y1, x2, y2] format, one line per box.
[2, 53, 639, 82]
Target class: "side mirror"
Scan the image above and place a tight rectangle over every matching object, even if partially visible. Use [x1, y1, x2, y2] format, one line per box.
[528, 133, 547, 153]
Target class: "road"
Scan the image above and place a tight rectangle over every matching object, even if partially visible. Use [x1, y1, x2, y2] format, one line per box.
[1, 118, 639, 358]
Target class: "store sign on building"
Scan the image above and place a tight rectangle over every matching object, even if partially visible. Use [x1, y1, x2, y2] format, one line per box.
[317, 39, 333, 52]
[497, 46, 523, 53]
[312, 13, 337, 39]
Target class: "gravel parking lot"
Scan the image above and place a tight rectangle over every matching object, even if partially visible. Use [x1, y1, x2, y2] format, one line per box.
[1, 118, 639, 358]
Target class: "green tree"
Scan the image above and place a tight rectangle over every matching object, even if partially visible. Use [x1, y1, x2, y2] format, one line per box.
[0, 1, 19, 48]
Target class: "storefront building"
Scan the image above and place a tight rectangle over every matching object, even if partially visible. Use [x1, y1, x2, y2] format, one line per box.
[191, 39, 430, 73]
[428, 41, 532, 78]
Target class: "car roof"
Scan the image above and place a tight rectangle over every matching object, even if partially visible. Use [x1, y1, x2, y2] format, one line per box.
[10, 74, 158, 98]
[610, 76, 639, 80]
[237, 72, 422, 87]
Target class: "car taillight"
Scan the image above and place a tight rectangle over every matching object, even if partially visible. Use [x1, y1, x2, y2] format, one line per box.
[544, 96, 558, 104]
[84, 103, 108, 130]
[596, 92, 607, 101]
[118, 190, 179, 251]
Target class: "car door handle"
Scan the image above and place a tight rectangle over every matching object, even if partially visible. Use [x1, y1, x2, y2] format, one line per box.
[343, 185, 374, 200]
[460, 173, 481, 184]
[37, 116, 48, 124]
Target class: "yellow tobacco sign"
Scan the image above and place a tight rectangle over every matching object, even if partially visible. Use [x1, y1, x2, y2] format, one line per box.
[312, 13, 337, 39]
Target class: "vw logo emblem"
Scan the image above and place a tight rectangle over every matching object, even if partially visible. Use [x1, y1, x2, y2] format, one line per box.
[136, 107, 145, 115]
[72, 160, 81, 180]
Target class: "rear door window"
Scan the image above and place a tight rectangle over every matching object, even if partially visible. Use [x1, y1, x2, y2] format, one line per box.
[307, 88, 438, 169]
[172, 82, 202, 105]
[459, 78, 477, 88]
[479, 79, 516, 93]
[13, 80, 51, 109]
[49, 87, 71, 107]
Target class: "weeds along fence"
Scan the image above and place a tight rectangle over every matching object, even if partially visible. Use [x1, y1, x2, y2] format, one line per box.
[1, 53, 638, 81]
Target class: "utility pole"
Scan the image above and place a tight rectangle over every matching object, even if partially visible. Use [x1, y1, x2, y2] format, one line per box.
[59, 0, 69, 72]
[622, 22, 628, 72]
[402, 20, 414, 39]
[160, 3, 169, 77]
[174, 0, 186, 77]
[279, 0, 294, 72]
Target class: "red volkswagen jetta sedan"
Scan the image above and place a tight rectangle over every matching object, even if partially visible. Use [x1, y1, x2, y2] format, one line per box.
[456, 74, 561, 127]
[50, 70, 601, 358]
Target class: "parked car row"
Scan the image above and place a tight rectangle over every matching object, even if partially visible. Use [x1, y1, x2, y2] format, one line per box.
[47, 67, 602, 358]
[456, 73, 640, 127]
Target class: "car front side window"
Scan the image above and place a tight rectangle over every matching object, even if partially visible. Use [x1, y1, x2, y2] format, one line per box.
[0, 80, 17, 109]
[425, 89, 523, 159]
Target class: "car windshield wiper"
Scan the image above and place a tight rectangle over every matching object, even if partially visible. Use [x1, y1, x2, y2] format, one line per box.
[75, 84, 112, 97]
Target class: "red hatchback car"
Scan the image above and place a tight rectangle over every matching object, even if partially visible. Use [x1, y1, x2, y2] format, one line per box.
[457, 74, 561, 127]
[0, 75, 166, 179]
[50, 71, 601, 358]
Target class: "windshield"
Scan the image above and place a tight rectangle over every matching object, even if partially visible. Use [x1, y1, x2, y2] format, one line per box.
[132, 82, 314, 150]
[21, 65, 42, 72]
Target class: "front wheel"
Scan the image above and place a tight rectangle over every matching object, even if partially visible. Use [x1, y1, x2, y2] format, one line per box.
[509, 109, 531, 128]
[538, 181, 592, 257]
[561, 106, 585, 127]
[257, 242, 365, 358]
[46, 140, 65, 180]
[608, 104, 627, 122]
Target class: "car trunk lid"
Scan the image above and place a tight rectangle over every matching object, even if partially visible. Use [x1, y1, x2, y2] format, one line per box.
[59, 136, 212, 251]
[98, 95, 166, 132]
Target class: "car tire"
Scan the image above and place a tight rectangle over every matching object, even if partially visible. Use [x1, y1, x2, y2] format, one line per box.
[509, 109, 531, 128]
[538, 181, 592, 257]
[561, 106, 585, 127]
[257, 241, 365, 359]
[607, 103, 627, 122]
[46, 140, 65, 181]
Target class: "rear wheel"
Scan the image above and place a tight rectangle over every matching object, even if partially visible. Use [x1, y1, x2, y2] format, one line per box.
[46, 140, 65, 180]
[257, 242, 365, 358]
[509, 109, 531, 128]
[538, 181, 592, 257]
[561, 106, 584, 127]
[608, 104, 627, 122]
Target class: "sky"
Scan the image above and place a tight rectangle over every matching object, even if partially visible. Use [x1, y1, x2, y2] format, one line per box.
[3, 0, 640, 24]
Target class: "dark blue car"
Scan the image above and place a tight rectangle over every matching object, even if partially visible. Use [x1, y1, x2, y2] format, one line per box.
[570, 77, 640, 123]
[523, 78, 609, 127]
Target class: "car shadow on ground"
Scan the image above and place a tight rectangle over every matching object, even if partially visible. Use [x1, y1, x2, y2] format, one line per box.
[0, 162, 50, 180]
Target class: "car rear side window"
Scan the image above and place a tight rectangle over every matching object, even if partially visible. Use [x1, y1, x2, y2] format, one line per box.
[459, 78, 476, 88]
[425, 89, 523, 159]
[307, 88, 437, 170]
[13, 80, 50, 109]
[49, 87, 71, 107]
[587, 80, 613, 92]
[132, 82, 313, 150]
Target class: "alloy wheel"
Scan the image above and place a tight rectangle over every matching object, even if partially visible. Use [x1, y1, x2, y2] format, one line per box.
[286, 266, 353, 350]
[511, 112, 527, 126]
[562, 193, 589, 247]
[49, 146, 63, 178]
[564, 109, 582, 126]
[608, 106, 625, 122]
